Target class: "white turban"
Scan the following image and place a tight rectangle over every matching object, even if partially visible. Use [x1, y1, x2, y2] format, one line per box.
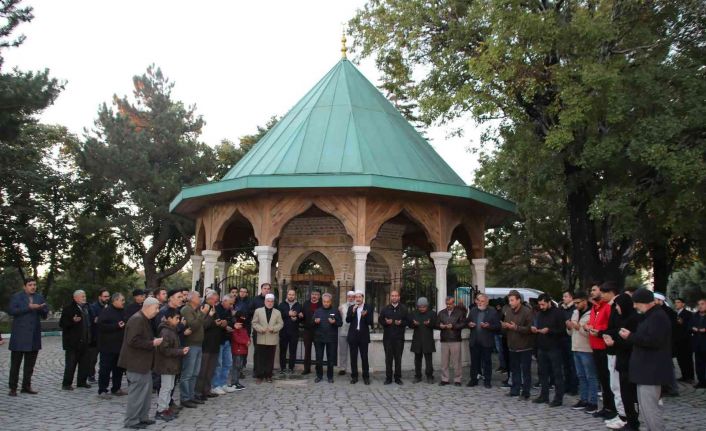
[265, 293, 275, 300]
[355, 290, 365, 296]
[346, 291, 356, 297]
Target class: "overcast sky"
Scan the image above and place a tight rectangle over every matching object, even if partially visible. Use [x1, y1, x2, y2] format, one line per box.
[5, 0, 483, 183]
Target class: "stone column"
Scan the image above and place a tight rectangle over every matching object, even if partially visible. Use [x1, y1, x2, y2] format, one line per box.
[430, 251, 452, 313]
[254, 245, 277, 288]
[216, 261, 230, 290]
[471, 258, 488, 293]
[201, 250, 221, 293]
[351, 245, 370, 295]
[190, 255, 203, 291]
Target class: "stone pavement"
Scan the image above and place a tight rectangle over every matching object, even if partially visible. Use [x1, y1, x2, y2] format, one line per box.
[1, 337, 704, 430]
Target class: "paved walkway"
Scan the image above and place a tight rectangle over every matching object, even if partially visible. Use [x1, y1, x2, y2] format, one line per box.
[0, 338, 704, 430]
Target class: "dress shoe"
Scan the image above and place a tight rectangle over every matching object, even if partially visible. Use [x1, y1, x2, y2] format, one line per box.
[426, 377, 434, 384]
[314, 377, 323, 383]
[532, 397, 549, 404]
[350, 378, 358, 384]
[413, 377, 422, 383]
[206, 392, 219, 397]
[384, 379, 392, 385]
[327, 378, 334, 383]
[301, 370, 311, 375]
[140, 419, 156, 425]
[395, 379, 403, 385]
[466, 380, 478, 387]
[363, 377, 370, 385]
[61, 385, 74, 391]
[77, 383, 92, 389]
[8, 389, 17, 397]
[21, 387, 38, 394]
[439, 381, 449, 386]
[549, 400, 562, 407]
[87, 376, 96, 383]
[180, 400, 197, 408]
[454, 382, 461, 387]
[112, 389, 128, 396]
[125, 424, 146, 429]
[338, 370, 346, 376]
[190, 398, 205, 404]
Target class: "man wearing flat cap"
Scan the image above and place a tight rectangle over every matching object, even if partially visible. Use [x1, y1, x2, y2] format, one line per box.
[125, 289, 146, 319]
[409, 297, 437, 383]
[619, 288, 671, 431]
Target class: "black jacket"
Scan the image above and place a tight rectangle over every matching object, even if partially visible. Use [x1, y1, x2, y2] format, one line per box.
[201, 314, 222, 354]
[662, 304, 678, 357]
[534, 305, 566, 351]
[277, 300, 303, 336]
[59, 301, 91, 351]
[409, 309, 437, 353]
[346, 304, 374, 344]
[437, 307, 466, 342]
[467, 306, 501, 348]
[124, 301, 142, 319]
[301, 300, 322, 330]
[214, 303, 235, 344]
[675, 308, 693, 344]
[97, 304, 127, 353]
[378, 303, 409, 341]
[692, 312, 706, 352]
[627, 305, 673, 385]
[313, 306, 342, 343]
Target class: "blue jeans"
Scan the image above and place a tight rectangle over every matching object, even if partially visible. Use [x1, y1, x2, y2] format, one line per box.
[211, 342, 232, 388]
[509, 350, 532, 396]
[179, 346, 202, 402]
[574, 351, 598, 405]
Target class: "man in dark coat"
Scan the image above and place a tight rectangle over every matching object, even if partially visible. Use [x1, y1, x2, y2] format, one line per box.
[300, 289, 321, 375]
[467, 293, 501, 388]
[347, 291, 374, 385]
[674, 298, 694, 382]
[7, 278, 48, 396]
[277, 289, 302, 373]
[378, 290, 409, 385]
[119, 297, 162, 429]
[313, 293, 342, 383]
[437, 296, 466, 386]
[124, 289, 146, 318]
[559, 290, 578, 395]
[692, 298, 706, 389]
[620, 288, 672, 431]
[87, 289, 110, 383]
[96, 292, 127, 398]
[532, 293, 567, 406]
[59, 290, 93, 390]
[409, 296, 436, 383]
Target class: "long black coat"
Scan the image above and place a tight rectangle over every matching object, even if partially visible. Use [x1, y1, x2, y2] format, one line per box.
[97, 304, 127, 353]
[313, 306, 342, 343]
[627, 305, 673, 385]
[378, 303, 409, 341]
[277, 301, 303, 336]
[59, 301, 91, 351]
[409, 309, 436, 353]
[347, 304, 374, 344]
[467, 306, 501, 348]
[7, 291, 48, 352]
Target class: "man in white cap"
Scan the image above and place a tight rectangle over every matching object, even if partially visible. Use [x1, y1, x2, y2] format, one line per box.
[337, 291, 356, 376]
[251, 293, 283, 383]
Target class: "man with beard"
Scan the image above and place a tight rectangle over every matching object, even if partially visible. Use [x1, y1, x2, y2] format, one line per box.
[60, 290, 93, 390]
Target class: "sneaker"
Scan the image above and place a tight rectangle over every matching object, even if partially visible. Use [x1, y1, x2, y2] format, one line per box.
[211, 387, 226, 395]
[571, 400, 587, 410]
[593, 409, 617, 419]
[606, 417, 627, 429]
[583, 403, 599, 414]
[234, 383, 246, 391]
[223, 385, 237, 393]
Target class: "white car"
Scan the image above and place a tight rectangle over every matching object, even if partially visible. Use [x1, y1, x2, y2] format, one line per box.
[455, 286, 546, 304]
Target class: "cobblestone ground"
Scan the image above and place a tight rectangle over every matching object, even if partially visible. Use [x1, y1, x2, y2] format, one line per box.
[1, 338, 704, 430]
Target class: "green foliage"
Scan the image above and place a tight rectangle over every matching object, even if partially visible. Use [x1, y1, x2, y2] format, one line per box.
[79, 65, 216, 289]
[350, 0, 706, 287]
[667, 262, 706, 306]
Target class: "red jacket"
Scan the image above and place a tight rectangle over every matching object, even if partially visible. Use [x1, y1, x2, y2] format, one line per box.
[589, 300, 611, 350]
[230, 327, 250, 356]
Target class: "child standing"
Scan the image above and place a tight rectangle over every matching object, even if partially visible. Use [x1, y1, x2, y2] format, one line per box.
[154, 308, 189, 421]
[230, 311, 250, 390]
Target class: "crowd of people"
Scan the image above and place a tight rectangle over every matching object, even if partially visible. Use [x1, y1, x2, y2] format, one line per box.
[5, 277, 706, 431]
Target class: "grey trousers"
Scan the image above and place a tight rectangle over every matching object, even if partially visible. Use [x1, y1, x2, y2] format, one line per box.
[637, 384, 664, 431]
[441, 342, 462, 383]
[157, 374, 176, 412]
[338, 335, 349, 370]
[125, 371, 152, 427]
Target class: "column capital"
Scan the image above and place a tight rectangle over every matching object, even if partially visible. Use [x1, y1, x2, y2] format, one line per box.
[190, 254, 204, 264]
[254, 245, 277, 259]
[471, 258, 488, 268]
[201, 249, 221, 262]
[430, 251, 452, 264]
[351, 245, 371, 258]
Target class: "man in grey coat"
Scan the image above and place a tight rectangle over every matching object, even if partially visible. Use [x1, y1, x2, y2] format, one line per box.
[467, 293, 501, 388]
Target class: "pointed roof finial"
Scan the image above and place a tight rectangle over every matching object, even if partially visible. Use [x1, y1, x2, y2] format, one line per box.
[341, 30, 348, 59]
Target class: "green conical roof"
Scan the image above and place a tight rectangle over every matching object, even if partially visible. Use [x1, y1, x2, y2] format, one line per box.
[170, 59, 515, 216]
[221, 59, 466, 185]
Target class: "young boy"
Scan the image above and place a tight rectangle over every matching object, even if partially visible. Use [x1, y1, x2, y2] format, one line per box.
[230, 311, 250, 390]
[154, 308, 189, 421]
